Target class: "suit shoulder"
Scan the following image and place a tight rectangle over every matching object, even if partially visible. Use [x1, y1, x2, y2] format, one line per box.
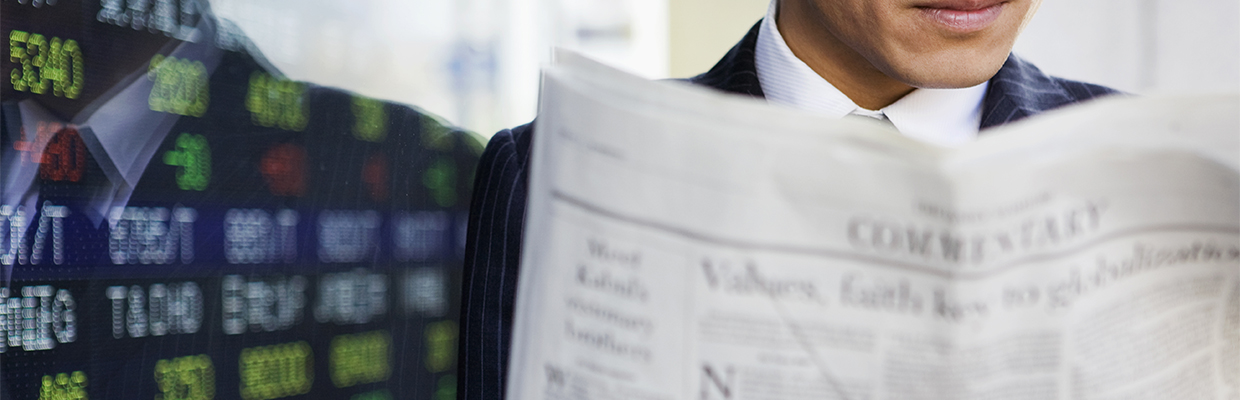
[993, 54, 1123, 105]
[468, 121, 535, 217]
[687, 21, 765, 98]
[1050, 76, 1122, 104]
[480, 121, 535, 169]
[458, 122, 536, 400]
[982, 54, 1124, 128]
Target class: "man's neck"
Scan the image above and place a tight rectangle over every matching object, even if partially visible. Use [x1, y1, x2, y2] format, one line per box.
[776, 0, 914, 110]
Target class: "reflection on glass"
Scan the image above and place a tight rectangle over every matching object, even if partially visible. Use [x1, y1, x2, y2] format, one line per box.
[1, 0, 480, 398]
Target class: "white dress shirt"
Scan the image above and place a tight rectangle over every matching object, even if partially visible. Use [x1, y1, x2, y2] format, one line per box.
[753, 0, 988, 146]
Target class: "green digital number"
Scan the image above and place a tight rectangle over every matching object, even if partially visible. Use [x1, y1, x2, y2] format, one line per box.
[246, 72, 308, 131]
[38, 371, 87, 400]
[154, 355, 215, 400]
[423, 157, 457, 207]
[425, 321, 456, 373]
[148, 55, 209, 117]
[351, 96, 387, 142]
[238, 342, 313, 400]
[329, 330, 391, 388]
[163, 133, 211, 191]
[9, 30, 85, 99]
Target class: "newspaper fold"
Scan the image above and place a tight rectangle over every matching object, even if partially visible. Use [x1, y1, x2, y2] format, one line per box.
[507, 51, 1240, 400]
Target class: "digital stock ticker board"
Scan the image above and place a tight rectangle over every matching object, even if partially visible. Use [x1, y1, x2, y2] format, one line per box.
[1, 1, 484, 399]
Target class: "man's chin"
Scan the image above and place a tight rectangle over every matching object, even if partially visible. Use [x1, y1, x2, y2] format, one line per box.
[879, 54, 1008, 89]
[905, 73, 996, 89]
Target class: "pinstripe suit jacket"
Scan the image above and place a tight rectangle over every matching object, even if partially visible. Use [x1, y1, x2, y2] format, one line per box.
[458, 21, 1118, 400]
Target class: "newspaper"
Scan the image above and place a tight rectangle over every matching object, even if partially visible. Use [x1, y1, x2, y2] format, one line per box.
[506, 52, 1240, 400]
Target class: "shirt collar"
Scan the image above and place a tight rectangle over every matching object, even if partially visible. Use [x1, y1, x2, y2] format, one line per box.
[77, 15, 224, 190]
[753, 0, 988, 146]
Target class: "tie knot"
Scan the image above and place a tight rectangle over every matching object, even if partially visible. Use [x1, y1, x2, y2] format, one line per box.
[845, 110, 898, 132]
[847, 109, 887, 121]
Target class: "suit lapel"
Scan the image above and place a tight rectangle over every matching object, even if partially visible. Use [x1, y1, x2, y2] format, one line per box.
[980, 54, 1072, 129]
[980, 54, 1122, 129]
[688, 22, 765, 98]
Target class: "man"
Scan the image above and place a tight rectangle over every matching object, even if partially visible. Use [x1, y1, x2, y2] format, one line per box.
[459, 0, 1118, 398]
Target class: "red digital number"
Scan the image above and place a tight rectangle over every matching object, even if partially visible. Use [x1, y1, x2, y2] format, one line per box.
[38, 126, 87, 182]
[261, 143, 307, 197]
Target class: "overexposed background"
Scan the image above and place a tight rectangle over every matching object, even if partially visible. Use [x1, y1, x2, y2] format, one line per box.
[211, 0, 1240, 138]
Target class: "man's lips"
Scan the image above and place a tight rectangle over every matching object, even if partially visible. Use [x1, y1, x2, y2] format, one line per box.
[916, 1, 1006, 33]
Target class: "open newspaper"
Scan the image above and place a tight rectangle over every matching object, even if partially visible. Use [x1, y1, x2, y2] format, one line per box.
[507, 52, 1240, 400]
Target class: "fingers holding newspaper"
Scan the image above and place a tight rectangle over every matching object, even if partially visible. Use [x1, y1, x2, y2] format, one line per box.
[506, 51, 1240, 400]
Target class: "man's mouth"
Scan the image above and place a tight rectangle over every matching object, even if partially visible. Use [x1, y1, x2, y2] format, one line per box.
[915, 0, 1007, 33]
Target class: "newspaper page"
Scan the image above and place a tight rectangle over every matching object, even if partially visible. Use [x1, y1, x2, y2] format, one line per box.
[506, 52, 1240, 400]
